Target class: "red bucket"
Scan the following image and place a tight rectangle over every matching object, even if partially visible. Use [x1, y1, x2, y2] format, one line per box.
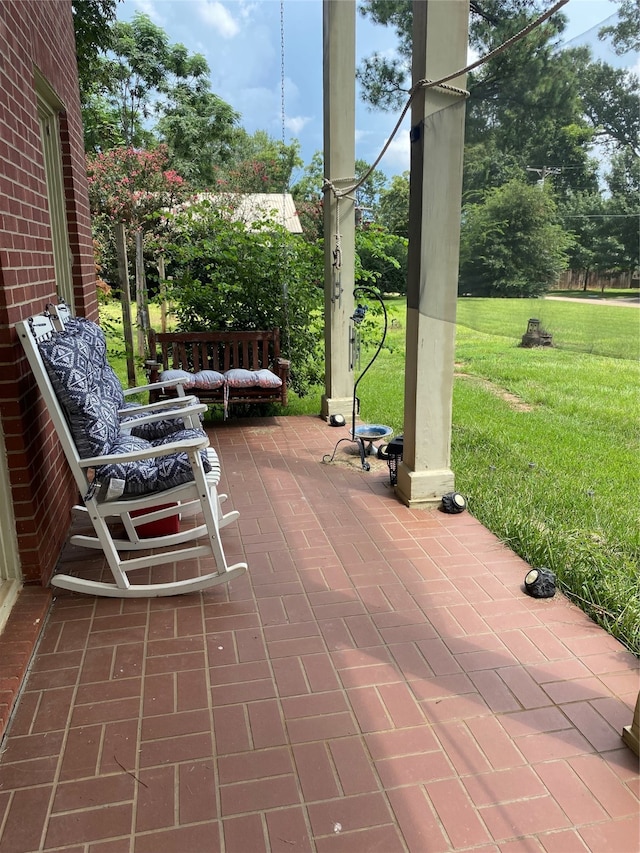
[131, 504, 180, 538]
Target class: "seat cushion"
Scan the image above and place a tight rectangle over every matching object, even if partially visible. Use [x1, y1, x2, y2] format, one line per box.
[192, 370, 225, 389]
[94, 429, 212, 500]
[159, 369, 196, 388]
[253, 369, 282, 388]
[119, 402, 188, 441]
[224, 368, 259, 388]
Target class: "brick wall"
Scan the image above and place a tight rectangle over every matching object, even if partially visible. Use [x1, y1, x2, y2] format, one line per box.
[0, 0, 97, 584]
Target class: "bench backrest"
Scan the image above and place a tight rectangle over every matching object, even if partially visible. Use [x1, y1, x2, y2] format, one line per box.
[149, 329, 281, 373]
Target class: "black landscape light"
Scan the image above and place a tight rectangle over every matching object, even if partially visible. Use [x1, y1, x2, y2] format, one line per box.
[441, 492, 467, 513]
[524, 567, 557, 598]
[378, 435, 404, 486]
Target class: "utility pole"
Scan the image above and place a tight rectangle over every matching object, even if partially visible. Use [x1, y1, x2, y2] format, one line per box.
[526, 165, 561, 186]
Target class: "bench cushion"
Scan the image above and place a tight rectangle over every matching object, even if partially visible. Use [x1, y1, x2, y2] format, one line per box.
[160, 369, 196, 388]
[193, 370, 225, 389]
[254, 369, 283, 388]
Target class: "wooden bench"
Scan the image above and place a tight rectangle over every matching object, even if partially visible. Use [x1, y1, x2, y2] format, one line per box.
[146, 328, 290, 412]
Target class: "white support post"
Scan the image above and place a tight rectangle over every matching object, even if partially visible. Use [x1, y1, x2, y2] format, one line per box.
[321, 0, 356, 420]
[396, 0, 469, 507]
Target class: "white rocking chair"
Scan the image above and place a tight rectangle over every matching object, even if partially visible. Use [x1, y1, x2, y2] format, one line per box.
[17, 307, 247, 598]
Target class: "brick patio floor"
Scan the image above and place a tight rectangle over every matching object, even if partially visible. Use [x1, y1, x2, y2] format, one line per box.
[0, 416, 638, 852]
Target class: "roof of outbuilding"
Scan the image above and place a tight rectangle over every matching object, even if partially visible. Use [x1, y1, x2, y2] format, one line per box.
[195, 192, 303, 233]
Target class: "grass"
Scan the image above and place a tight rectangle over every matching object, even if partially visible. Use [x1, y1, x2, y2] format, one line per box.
[102, 296, 640, 654]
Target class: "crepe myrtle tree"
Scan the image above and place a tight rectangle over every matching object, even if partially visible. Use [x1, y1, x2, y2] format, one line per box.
[159, 199, 324, 396]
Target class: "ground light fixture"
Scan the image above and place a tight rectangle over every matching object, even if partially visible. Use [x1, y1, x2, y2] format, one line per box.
[524, 567, 557, 598]
[441, 492, 467, 513]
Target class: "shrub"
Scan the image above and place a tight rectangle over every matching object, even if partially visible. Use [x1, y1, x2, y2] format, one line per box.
[160, 199, 324, 395]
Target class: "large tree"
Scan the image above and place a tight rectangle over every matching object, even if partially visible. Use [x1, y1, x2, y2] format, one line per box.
[358, 1, 598, 196]
[377, 172, 410, 237]
[157, 83, 240, 187]
[599, 0, 640, 55]
[580, 62, 639, 156]
[93, 12, 211, 148]
[72, 0, 119, 101]
[459, 179, 572, 296]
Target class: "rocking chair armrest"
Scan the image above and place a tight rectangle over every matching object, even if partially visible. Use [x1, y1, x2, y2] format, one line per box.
[78, 434, 210, 468]
[123, 378, 191, 395]
[118, 397, 203, 417]
[117, 403, 207, 430]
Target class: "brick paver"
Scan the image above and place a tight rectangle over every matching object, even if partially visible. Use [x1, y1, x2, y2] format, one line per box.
[0, 416, 638, 852]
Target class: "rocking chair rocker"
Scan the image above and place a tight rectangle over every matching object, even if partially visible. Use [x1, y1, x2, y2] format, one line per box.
[17, 306, 247, 598]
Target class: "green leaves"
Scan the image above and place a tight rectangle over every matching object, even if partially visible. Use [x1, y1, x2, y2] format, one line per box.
[459, 179, 572, 296]
[160, 201, 324, 395]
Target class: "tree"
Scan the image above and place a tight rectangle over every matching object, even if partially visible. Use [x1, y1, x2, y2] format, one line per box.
[580, 62, 640, 156]
[157, 84, 241, 187]
[86, 146, 189, 293]
[72, 0, 119, 102]
[87, 12, 212, 149]
[291, 151, 324, 202]
[354, 159, 387, 221]
[377, 172, 410, 237]
[599, 0, 640, 55]
[215, 130, 303, 193]
[358, 2, 597, 196]
[559, 192, 613, 289]
[603, 149, 640, 274]
[459, 179, 572, 297]
[355, 225, 408, 295]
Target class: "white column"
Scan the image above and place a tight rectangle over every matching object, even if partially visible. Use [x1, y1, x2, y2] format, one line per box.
[396, 0, 469, 507]
[321, 0, 356, 420]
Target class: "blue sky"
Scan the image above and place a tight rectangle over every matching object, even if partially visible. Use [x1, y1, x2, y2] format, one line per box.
[118, 0, 627, 180]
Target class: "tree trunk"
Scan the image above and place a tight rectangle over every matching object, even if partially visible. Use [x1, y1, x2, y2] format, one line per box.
[157, 253, 168, 333]
[114, 222, 137, 387]
[135, 229, 150, 359]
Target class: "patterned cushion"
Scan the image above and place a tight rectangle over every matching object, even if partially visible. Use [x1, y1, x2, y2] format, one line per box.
[224, 368, 258, 388]
[95, 429, 212, 500]
[38, 332, 120, 457]
[119, 402, 187, 441]
[192, 370, 225, 390]
[160, 369, 196, 387]
[254, 369, 282, 389]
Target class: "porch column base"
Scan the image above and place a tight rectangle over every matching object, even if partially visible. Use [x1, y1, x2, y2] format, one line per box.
[321, 396, 354, 421]
[395, 464, 455, 508]
[622, 691, 640, 756]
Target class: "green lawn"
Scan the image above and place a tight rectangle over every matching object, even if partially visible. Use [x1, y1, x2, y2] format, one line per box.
[355, 297, 640, 654]
[102, 296, 640, 653]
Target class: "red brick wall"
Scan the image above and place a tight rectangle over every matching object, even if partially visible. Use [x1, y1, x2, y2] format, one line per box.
[0, 0, 97, 584]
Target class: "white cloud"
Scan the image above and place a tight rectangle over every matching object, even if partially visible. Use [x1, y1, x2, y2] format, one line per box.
[285, 115, 312, 135]
[196, 1, 240, 38]
[375, 128, 410, 175]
